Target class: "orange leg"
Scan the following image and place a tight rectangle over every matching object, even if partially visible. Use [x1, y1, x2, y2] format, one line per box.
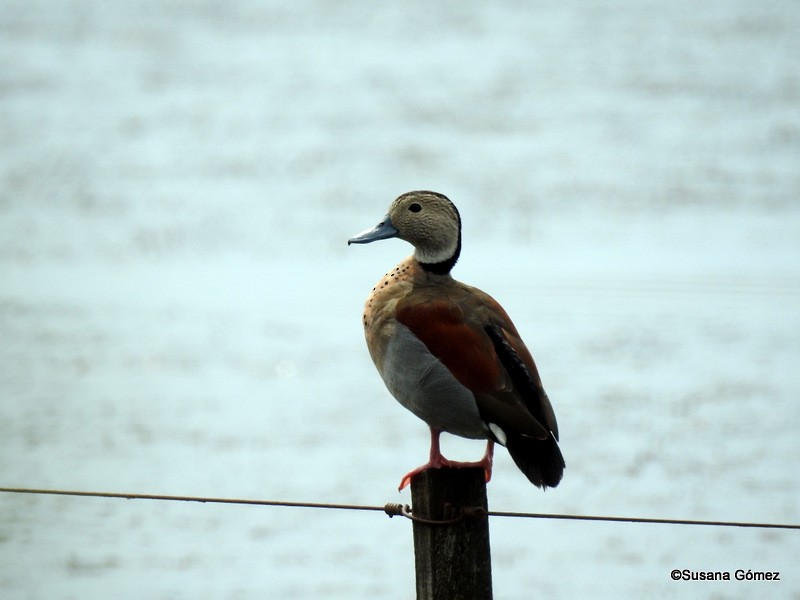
[398, 428, 495, 491]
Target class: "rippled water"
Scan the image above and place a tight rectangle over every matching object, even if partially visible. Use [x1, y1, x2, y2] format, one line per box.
[2, 1, 799, 598]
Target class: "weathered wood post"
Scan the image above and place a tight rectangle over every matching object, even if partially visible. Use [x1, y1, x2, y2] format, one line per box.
[410, 467, 493, 600]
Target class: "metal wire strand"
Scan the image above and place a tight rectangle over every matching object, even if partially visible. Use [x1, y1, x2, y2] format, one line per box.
[0, 487, 798, 530]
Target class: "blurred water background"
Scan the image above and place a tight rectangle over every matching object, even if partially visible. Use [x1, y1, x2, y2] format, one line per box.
[1, 1, 799, 598]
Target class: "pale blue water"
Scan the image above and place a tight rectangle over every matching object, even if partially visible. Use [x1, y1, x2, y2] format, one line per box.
[1, 1, 799, 598]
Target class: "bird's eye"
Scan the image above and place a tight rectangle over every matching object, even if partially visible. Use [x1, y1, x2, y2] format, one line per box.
[408, 203, 422, 213]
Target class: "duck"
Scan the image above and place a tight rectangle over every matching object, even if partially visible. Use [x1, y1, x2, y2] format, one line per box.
[348, 191, 564, 491]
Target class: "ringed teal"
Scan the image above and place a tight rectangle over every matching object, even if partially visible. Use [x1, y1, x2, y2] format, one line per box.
[349, 191, 564, 491]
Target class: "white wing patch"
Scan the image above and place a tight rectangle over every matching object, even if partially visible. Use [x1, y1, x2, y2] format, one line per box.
[488, 422, 508, 446]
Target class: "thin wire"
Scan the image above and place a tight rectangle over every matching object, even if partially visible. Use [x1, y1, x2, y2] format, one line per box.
[0, 487, 385, 513]
[488, 509, 800, 530]
[1, 487, 798, 531]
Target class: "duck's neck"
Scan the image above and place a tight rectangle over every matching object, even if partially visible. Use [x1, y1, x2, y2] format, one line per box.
[415, 235, 461, 275]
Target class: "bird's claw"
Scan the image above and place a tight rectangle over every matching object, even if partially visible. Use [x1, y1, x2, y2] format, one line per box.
[397, 458, 492, 491]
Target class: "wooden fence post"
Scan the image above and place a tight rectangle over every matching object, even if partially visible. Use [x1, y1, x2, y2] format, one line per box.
[410, 467, 493, 600]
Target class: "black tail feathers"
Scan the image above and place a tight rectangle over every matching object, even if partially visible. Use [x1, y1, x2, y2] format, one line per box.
[506, 432, 565, 489]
